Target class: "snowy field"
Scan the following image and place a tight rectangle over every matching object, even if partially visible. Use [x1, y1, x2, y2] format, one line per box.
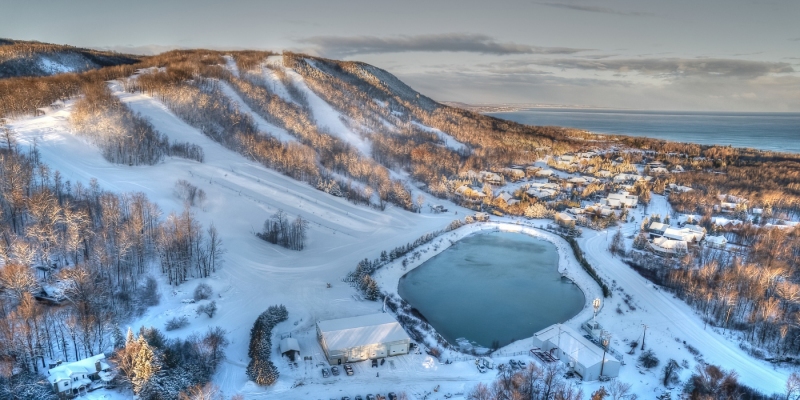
[4, 70, 792, 398]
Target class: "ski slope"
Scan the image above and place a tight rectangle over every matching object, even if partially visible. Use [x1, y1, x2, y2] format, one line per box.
[7, 87, 464, 398]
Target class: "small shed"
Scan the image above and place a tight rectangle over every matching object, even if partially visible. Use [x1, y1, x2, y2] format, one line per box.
[279, 337, 300, 361]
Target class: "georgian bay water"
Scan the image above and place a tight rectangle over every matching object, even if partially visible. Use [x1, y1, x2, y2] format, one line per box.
[397, 232, 584, 349]
[485, 109, 800, 154]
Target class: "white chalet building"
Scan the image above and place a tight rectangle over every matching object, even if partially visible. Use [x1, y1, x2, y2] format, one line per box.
[48, 353, 113, 398]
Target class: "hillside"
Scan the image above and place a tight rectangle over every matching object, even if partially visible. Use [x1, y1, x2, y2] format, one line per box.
[0, 46, 799, 399]
[0, 38, 139, 78]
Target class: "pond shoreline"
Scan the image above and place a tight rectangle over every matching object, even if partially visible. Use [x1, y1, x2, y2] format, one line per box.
[373, 221, 604, 355]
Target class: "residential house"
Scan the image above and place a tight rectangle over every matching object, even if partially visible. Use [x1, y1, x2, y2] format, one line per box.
[48, 354, 113, 398]
[480, 171, 504, 185]
[705, 235, 728, 249]
[603, 193, 638, 209]
[554, 212, 576, 228]
[649, 237, 688, 256]
[647, 221, 668, 237]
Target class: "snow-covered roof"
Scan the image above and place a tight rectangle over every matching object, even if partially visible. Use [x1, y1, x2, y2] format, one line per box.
[648, 222, 668, 232]
[663, 227, 703, 242]
[534, 324, 617, 367]
[651, 237, 688, 253]
[497, 192, 513, 202]
[706, 236, 727, 245]
[48, 353, 109, 384]
[317, 313, 410, 351]
[555, 212, 575, 222]
[280, 337, 300, 354]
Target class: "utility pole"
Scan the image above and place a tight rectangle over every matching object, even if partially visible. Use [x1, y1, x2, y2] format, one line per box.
[641, 324, 648, 351]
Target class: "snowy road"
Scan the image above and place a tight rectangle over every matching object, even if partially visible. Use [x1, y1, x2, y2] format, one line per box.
[578, 210, 788, 393]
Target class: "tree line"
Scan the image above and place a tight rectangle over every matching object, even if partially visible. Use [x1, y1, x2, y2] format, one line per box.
[246, 304, 288, 386]
[71, 82, 204, 165]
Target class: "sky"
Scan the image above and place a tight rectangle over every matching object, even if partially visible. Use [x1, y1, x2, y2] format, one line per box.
[2, 0, 799, 112]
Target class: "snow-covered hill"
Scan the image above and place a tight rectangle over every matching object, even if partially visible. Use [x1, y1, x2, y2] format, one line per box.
[0, 39, 138, 78]
[3, 51, 793, 399]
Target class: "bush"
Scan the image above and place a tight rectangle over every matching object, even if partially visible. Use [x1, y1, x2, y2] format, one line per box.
[196, 301, 217, 318]
[194, 283, 213, 301]
[165, 316, 189, 331]
[639, 349, 660, 369]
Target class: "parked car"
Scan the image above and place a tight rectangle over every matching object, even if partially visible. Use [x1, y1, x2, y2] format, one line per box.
[321, 368, 330, 378]
[355, 396, 363, 400]
[366, 395, 375, 400]
[371, 359, 378, 368]
[517, 360, 527, 368]
[477, 364, 487, 373]
[342, 397, 351, 400]
[331, 366, 340, 376]
[344, 364, 354, 376]
[509, 359, 518, 368]
[388, 393, 397, 400]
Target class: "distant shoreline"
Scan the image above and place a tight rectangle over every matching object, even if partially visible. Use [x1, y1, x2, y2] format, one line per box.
[444, 102, 800, 116]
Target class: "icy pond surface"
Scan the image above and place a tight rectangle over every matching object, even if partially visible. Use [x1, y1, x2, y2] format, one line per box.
[398, 232, 584, 349]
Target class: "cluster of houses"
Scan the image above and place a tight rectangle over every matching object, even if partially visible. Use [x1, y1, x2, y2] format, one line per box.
[644, 219, 730, 255]
[554, 192, 640, 228]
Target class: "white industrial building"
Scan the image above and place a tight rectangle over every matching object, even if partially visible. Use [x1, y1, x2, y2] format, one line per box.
[532, 324, 620, 381]
[317, 313, 411, 365]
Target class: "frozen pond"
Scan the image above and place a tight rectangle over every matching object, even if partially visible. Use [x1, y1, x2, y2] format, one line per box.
[398, 232, 585, 349]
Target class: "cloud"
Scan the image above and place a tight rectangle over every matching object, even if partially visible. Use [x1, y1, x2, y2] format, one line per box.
[537, 2, 655, 16]
[395, 68, 800, 112]
[298, 33, 588, 57]
[790, 38, 800, 42]
[530, 58, 794, 78]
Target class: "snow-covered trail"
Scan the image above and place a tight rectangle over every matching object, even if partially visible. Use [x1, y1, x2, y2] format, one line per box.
[282, 65, 373, 156]
[579, 213, 788, 393]
[216, 80, 298, 144]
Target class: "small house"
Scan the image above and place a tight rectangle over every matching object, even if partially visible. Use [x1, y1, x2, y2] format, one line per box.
[554, 212, 576, 228]
[279, 337, 301, 361]
[647, 222, 668, 237]
[649, 237, 688, 256]
[705, 235, 727, 249]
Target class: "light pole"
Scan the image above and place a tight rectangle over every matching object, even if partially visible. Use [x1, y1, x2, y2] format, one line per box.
[599, 331, 610, 378]
[641, 324, 648, 351]
[592, 298, 601, 324]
